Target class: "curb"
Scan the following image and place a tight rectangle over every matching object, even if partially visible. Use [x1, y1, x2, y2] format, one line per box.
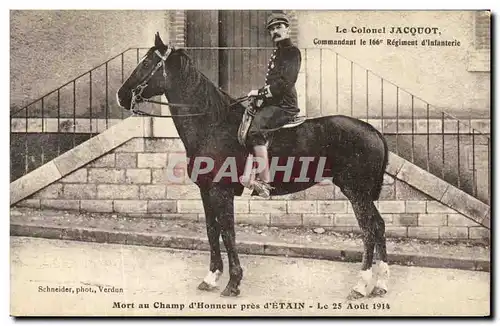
[11, 222, 490, 272]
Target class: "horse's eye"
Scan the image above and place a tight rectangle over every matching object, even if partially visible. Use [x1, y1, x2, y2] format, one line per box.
[143, 61, 149, 68]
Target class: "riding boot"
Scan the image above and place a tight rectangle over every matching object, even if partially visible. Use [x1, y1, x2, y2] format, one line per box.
[251, 144, 273, 198]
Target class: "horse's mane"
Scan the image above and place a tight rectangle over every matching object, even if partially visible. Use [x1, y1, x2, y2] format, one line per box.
[172, 48, 244, 124]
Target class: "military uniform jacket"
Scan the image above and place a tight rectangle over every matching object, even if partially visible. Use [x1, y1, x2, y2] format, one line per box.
[257, 38, 301, 112]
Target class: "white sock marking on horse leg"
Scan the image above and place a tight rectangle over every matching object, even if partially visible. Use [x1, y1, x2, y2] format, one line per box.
[375, 261, 390, 291]
[203, 270, 222, 288]
[352, 268, 374, 296]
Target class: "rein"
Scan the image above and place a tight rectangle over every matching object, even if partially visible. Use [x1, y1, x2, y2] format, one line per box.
[132, 98, 205, 118]
[128, 47, 250, 118]
[131, 96, 249, 118]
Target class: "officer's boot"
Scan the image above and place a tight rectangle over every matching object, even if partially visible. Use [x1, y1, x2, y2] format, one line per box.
[251, 144, 273, 198]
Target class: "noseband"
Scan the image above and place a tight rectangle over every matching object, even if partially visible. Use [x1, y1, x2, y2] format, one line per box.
[130, 48, 204, 117]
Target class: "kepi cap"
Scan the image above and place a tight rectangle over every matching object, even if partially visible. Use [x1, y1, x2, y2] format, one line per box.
[266, 12, 290, 29]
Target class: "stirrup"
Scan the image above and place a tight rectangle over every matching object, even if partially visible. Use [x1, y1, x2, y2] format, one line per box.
[249, 179, 273, 199]
[282, 116, 306, 128]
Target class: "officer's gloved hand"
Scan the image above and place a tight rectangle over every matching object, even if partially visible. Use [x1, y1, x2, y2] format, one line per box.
[247, 90, 264, 109]
[247, 89, 259, 98]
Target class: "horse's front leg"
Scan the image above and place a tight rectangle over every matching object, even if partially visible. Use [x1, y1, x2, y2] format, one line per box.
[206, 185, 243, 297]
[197, 187, 223, 291]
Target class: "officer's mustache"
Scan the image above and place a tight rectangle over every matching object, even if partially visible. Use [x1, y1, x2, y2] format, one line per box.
[272, 33, 281, 40]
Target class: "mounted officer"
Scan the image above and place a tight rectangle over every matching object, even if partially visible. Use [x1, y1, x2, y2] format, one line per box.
[246, 12, 302, 198]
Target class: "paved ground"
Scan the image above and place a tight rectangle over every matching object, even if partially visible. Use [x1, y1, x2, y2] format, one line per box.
[10, 207, 491, 265]
[10, 236, 490, 317]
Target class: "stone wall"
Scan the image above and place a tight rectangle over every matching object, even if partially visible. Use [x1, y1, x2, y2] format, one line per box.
[16, 137, 489, 241]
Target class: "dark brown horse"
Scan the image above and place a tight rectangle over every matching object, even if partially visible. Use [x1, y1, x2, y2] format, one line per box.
[117, 33, 390, 299]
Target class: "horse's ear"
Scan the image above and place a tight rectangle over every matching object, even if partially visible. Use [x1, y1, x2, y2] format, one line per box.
[155, 32, 165, 48]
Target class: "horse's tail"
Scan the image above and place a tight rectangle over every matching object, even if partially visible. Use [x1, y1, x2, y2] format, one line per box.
[370, 130, 389, 201]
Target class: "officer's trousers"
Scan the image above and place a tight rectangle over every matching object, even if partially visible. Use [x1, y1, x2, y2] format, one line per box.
[246, 105, 299, 148]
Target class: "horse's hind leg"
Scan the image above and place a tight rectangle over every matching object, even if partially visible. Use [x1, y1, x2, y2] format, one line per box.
[346, 192, 379, 300]
[372, 210, 390, 297]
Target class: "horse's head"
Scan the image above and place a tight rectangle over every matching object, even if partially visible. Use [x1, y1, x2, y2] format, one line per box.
[117, 32, 185, 110]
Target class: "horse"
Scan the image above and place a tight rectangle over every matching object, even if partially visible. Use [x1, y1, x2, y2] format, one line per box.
[117, 33, 390, 300]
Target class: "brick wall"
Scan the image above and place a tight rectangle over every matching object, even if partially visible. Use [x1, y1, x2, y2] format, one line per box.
[474, 11, 490, 50]
[17, 137, 489, 241]
[467, 11, 490, 72]
[284, 10, 299, 44]
[168, 10, 186, 47]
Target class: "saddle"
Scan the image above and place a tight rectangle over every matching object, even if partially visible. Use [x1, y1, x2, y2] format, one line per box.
[237, 102, 306, 147]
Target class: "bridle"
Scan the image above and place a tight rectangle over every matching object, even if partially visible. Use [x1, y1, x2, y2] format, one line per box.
[129, 47, 205, 117]
[128, 47, 251, 117]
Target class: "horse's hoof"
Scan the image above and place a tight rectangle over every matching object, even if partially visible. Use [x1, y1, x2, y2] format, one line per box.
[198, 281, 216, 291]
[347, 289, 365, 300]
[370, 287, 387, 297]
[220, 287, 240, 297]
